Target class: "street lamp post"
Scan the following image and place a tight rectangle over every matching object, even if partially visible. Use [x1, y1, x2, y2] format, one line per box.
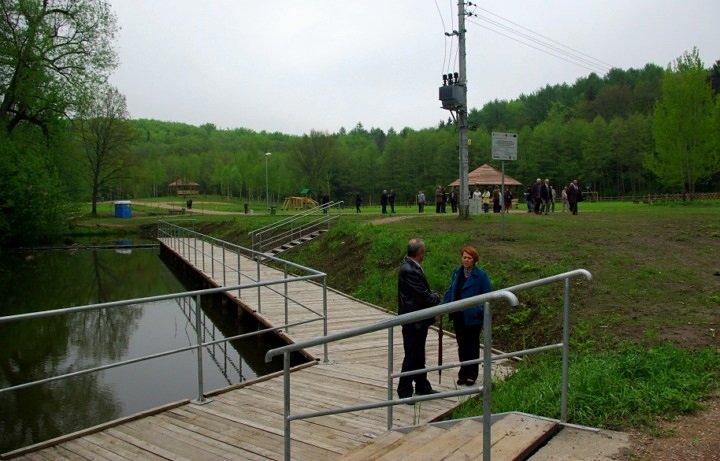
[265, 152, 271, 213]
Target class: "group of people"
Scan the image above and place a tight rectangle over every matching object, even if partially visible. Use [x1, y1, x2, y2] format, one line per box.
[357, 179, 582, 217]
[397, 239, 492, 400]
[524, 178, 583, 215]
[426, 186, 459, 213]
[472, 186, 513, 213]
[414, 187, 460, 214]
[380, 189, 396, 214]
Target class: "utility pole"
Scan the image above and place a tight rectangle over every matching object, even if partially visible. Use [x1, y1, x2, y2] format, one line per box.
[457, 0, 469, 218]
[439, 1, 469, 218]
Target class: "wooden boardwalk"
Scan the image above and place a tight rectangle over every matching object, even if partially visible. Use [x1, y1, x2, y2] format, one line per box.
[3, 237, 515, 461]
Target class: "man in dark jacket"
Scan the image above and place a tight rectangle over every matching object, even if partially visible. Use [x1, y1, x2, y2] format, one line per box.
[567, 179, 581, 215]
[397, 239, 441, 399]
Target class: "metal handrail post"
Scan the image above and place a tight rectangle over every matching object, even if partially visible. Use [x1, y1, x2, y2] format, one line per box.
[483, 301, 492, 461]
[194, 293, 206, 404]
[283, 352, 291, 461]
[284, 263, 289, 333]
[237, 249, 241, 297]
[222, 244, 226, 286]
[561, 277, 570, 422]
[257, 257, 262, 313]
[201, 239, 206, 272]
[387, 327, 394, 430]
[211, 242, 215, 280]
[322, 276, 329, 363]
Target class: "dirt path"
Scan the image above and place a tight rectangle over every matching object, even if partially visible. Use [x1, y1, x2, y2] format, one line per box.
[131, 200, 243, 215]
[367, 214, 420, 225]
[621, 391, 720, 460]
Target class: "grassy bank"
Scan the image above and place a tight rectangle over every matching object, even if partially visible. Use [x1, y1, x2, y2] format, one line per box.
[66, 199, 720, 431]
[289, 201, 719, 350]
[286, 201, 720, 431]
[455, 343, 719, 431]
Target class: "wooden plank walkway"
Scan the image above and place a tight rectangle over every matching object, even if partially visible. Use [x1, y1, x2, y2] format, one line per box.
[3, 237, 515, 461]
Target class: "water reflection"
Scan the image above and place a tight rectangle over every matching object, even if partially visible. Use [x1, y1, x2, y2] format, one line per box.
[0, 244, 295, 453]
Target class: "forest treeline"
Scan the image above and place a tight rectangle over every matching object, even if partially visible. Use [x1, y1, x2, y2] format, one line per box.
[117, 59, 720, 206]
[1, 0, 719, 246]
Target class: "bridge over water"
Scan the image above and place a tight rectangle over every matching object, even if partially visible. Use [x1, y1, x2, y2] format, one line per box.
[1, 222, 628, 461]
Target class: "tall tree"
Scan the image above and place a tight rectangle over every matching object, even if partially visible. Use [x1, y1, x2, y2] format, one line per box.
[288, 130, 338, 197]
[648, 48, 719, 193]
[0, 0, 118, 134]
[76, 85, 135, 216]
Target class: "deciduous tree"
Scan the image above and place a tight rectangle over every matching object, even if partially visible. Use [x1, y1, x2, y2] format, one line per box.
[649, 48, 719, 193]
[76, 85, 135, 216]
[0, 0, 118, 134]
[288, 130, 338, 197]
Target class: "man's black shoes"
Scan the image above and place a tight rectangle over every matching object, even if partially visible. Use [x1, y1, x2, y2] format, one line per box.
[415, 389, 439, 396]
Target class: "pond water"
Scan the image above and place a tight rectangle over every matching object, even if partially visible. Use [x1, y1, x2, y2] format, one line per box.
[0, 242, 292, 453]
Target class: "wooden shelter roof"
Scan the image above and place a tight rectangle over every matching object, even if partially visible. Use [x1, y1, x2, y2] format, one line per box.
[448, 163, 523, 188]
[168, 180, 200, 187]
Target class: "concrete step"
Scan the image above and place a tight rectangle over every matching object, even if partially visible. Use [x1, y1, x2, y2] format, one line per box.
[527, 425, 630, 461]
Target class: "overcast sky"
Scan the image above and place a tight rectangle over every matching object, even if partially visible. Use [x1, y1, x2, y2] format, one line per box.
[108, 1, 720, 135]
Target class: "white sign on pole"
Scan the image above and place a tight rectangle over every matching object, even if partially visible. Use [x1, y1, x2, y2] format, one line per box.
[491, 132, 518, 161]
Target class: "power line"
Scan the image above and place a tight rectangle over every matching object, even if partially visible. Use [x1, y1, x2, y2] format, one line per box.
[434, 0, 459, 75]
[433, 0, 449, 75]
[447, 0, 458, 73]
[470, 4, 614, 69]
[466, 17, 610, 74]
[463, 4, 613, 75]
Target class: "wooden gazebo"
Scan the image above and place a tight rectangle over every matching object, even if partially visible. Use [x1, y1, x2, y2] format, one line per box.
[448, 164, 522, 189]
[168, 180, 200, 195]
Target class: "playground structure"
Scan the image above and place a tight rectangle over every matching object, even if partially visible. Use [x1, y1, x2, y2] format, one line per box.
[282, 196, 319, 210]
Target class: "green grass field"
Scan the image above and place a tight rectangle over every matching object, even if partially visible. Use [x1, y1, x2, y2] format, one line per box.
[70, 198, 720, 432]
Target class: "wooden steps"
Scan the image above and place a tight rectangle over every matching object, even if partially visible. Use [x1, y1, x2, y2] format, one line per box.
[266, 229, 327, 256]
[339, 413, 559, 461]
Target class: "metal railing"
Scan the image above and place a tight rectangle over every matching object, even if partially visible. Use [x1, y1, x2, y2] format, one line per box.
[0, 228, 332, 402]
[157, 222, 332, 362]
[249, 201, 343, 253]
[178, 297, 246, 386]
[265, 269, 592, 461]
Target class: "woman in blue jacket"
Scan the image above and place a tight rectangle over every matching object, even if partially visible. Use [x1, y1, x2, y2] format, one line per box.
[443, 246, 492, 386]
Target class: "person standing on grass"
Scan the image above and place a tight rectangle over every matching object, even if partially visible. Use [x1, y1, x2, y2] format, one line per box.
[435, 186, 443, 213]
[532, 178, 543, 214]
[503, 186, 513, 213]
[417, 191, 426, 213]
[397, 239, 441, 400]
[492, 186, 501, 213]
[389, 189, 396, 214]
[482, 188, 491, 213]
[381, 189, 388, 214]
[321, 192, 330, 214]
[355, 193, 362, 213]
[567, 179, 581, 215]
[540, 179, 550, 215]
[443, 246, 492, 386]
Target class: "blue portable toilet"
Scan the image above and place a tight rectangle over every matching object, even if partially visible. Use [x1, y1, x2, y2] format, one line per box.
[114, 200, 132, 218]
